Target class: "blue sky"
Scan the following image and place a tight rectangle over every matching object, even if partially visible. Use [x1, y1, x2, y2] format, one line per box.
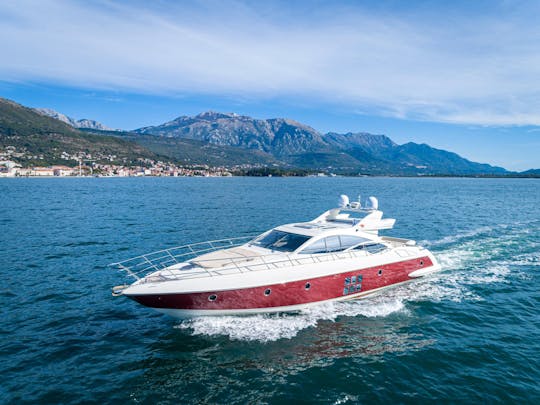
[1, 0, 539, 171]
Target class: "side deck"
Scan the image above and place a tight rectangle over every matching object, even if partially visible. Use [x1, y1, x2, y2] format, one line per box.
[110, 235, 420, 294]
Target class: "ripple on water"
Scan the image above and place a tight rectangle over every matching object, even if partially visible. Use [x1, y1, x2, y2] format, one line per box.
[1, 178, 539, 403]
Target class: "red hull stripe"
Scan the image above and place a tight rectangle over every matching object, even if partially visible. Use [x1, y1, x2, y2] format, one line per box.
[130, 256, 432, 310]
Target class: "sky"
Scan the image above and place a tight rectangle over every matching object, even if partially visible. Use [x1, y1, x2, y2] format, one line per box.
[0, 0, 539, 171]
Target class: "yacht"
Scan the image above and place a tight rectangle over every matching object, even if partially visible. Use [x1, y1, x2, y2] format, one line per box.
[111, 195, 441, 318]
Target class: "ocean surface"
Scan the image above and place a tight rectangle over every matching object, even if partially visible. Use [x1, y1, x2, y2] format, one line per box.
[1, 177, 539, 403]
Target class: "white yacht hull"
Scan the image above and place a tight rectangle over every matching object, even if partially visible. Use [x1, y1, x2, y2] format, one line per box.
[124, 251, 441, 318]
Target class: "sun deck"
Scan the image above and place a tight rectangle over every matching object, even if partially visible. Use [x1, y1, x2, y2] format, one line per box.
[110, 233, 419, 296]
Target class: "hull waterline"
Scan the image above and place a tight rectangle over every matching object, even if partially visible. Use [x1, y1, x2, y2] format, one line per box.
[124, 261, 441, 318]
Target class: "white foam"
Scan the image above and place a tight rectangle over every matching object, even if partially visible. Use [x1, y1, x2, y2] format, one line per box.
[460, 264, 511, 285]
[512, 250, 540, 265]
[333, 297, 406, 318]
[420, 225, 495, 247]
[333, 395, 358, 405]
[176, 299, 407, 342]
[421, 220, 538, 248]
[176, 305, 334, 342]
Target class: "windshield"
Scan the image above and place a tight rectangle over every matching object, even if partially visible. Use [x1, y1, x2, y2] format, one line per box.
[251, 230, 311, 252]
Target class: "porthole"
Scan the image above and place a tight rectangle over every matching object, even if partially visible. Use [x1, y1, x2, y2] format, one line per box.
[305, 282, 311, 290]
[420, 260, 424, 266]
[378, 269, 383, 276]
[208, 294, 217, 302]
[264, 289, 271, 296]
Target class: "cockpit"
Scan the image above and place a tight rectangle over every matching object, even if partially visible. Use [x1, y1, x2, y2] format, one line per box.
[250, 230, 310, 252]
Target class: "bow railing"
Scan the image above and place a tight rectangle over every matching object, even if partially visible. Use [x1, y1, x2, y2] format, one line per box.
[109, 235, 405, 290]
[109, 235, 258, 280]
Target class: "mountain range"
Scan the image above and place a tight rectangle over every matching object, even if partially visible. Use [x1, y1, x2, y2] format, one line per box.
[1, 98, 537, 175]
[133, 111, 508, 175]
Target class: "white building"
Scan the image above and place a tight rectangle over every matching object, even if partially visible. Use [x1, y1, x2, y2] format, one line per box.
[31, 167, 55, 176]
[51, 165, 75, 176]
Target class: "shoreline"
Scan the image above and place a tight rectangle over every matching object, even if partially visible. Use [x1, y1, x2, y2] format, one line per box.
[1, 174, 538, 179]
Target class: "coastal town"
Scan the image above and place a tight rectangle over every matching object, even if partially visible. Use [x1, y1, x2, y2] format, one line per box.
[0, 146, 234, 177]
[0, 162, 234, 177]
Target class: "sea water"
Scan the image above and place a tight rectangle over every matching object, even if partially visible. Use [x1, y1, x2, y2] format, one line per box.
[1, 177, 538, 403]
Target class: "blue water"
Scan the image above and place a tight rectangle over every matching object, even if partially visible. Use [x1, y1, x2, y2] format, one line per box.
[1, 177, 539, 403]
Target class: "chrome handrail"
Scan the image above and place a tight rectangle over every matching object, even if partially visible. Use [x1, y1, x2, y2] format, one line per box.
[110, 235, 396, 284]
[109, 235, 259, 280]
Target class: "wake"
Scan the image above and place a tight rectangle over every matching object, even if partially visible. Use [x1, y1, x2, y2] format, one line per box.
[176, 222, 539, 342]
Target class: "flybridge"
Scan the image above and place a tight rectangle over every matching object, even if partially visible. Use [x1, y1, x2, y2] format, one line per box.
[310, 194, 396, 234]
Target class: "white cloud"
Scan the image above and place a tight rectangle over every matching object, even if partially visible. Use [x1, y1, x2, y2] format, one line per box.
[2, 0, 540, 125]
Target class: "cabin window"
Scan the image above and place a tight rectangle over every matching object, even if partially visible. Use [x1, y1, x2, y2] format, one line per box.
[208, 294, 217, 301]
[305, 282, 311, 290]
[301, 235, 372, 254]
[378, 269, 383, 276]
[325, 236, 342, 252]
[300, 235, 386, 255]
[251, 230, 310, 252]
[301, 238, 327, 254]
[364, 243, 388, 254]
[264, 289, 271, 296]
[340, 235, 370, 249]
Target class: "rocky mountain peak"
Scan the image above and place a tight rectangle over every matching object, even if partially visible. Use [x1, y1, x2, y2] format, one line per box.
[135, 111, 327, 156]
[195, 111, 239, 120]
[34, 108, 113, 131]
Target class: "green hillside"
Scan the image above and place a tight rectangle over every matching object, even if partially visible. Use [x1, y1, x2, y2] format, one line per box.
[0, 98, 163, 167]
[84, 130, 280, 167]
